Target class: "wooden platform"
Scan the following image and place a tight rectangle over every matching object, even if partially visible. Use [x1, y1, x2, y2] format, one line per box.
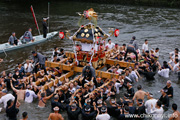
[41, 50, 135, 90]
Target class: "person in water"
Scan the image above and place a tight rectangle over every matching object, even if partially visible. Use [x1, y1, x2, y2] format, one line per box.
[124, 36, 139, 62]
[48, 106, 64, 120]
[20, 112, 28, 120]
[169, 103, 180, 120]
[37, 89, 54, 108]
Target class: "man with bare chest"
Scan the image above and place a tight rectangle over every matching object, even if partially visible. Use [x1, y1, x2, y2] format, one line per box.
[133, 85, 148, 103]
[48, 106, 64, 120]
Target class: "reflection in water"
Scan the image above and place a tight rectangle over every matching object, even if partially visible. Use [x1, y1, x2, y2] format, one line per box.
[0, 1, 180, 120]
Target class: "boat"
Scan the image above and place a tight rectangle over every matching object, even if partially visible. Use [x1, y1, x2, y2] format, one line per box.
[0, 31, 58, 54]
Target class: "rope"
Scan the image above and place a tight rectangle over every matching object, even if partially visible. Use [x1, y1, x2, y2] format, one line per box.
[3, 49, 7, 57]
[72, 40, 79, 65]
[89, 23, 95, 65]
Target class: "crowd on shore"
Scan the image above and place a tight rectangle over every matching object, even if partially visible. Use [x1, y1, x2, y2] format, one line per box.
[0, 36, 180, 120]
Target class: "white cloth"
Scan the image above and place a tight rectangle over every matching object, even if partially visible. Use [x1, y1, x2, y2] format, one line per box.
[68, 88, 76, 94]
[53, 50, 60, 56]
[145, 98, 158, 114]
[116, 69, 123, 74]
[158, 69, 169, 78]
[105, 43, 115, 49]
[0, 94, 15, 108]
[154, 51, 159, 57]
[115, 82, 122, 94]
[169, 51, 180, 56]
[150, 107, 164, 120]
[172, 54, 180, 60]
[130, 71, 138, 79]
[25, 89, 37, 103]
[95, 44, 98, 51]
[142, 43, 148, 52]
[173, 63, 179, 72]
[24, 63, 34, 73]
[81, 43, 94, 51]
[96, 113, 110, 120]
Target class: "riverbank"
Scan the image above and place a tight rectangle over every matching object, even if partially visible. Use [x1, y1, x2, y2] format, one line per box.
[2, 0, 180, 8]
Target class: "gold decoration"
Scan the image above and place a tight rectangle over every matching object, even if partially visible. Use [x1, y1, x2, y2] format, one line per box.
[81, 33, 85, 37]
[84, 29, 88, 33]
[95, 33, 98, 37]
[86, 33, 90, 38]
[73, 36, 76, 39]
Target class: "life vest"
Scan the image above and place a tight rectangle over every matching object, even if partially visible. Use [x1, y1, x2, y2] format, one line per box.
[59, 32, 64, 39]
[114, 29, 120, 37]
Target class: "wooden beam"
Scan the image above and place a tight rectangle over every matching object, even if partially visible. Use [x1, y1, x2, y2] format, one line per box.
[45, 61, 73, 71]
[43, 70, 74, 90]
[106, 59, 135, 68]
[35, 71, 59, 86]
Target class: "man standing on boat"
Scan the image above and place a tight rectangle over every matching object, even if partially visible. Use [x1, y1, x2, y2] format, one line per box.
[22, 28, 34, 43]
[124, 36, 139, 62]
[42, 17, 49, 38]
[8, 32, 18, 46]
[32, 51, 47, 75]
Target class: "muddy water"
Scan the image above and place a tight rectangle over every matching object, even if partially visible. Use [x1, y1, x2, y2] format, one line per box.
[0, 1, 180, 120]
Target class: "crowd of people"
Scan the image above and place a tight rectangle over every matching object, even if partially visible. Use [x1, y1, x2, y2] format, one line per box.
[0, 36, 180, 120]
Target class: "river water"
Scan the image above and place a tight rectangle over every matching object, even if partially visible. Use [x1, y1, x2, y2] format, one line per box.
[0, 1, 180, 120]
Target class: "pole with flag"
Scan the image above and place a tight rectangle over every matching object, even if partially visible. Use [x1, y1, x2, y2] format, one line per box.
[48, 2, 50, 33]
[30, 5, 41, 35]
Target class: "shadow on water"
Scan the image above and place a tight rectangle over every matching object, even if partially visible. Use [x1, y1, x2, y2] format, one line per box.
[0, 1, 180, 120]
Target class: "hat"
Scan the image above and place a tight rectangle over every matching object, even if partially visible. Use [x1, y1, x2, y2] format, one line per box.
[43, 17, 49, 20]
[128, 83, 132, 86]
[129, 67, 132, 69]
[2, 89, 8, 93]
[71, 104, 77, 109]
[162, 89, 168, 93]
[167, 80, 171, 84]
[87, 99, 91, 103]
[149, 93, 153, 98]
[138, 99, 143, 104]
[111, 99, 115, 104]
[124, 93, 129, 98]
[53, 106, 59, 111]
[97, 99, 102, 104]
[85, 105, 91, 112]
[101, 106, 107, 113]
